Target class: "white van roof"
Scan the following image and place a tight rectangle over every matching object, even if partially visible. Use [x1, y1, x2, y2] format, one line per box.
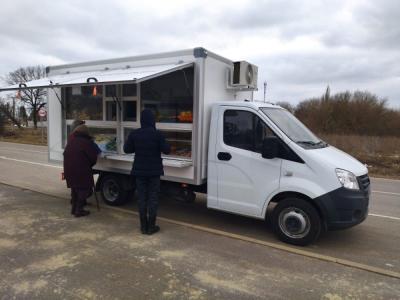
[213, 100, 284, 110]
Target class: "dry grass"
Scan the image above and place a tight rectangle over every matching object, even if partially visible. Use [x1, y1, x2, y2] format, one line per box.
[0, 126, 47, 146]
[321, 134, 400, 179]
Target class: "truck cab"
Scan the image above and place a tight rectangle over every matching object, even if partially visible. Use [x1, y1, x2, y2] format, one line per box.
[207, 101, 370, 245]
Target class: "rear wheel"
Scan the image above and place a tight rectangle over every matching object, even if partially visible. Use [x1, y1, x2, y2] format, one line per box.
[272, 197, 321, 246]
[179, 188, 196, 203]
[99, 174, 130, 206]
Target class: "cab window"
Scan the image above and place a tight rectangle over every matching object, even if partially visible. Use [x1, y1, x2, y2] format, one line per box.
[223, 110, 275, 153]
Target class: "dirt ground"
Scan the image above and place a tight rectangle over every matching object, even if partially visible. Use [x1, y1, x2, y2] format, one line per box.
[1, 183, 399, 299]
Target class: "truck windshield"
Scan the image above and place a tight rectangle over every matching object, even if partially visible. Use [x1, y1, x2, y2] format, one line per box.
[260, 108, 327, 149]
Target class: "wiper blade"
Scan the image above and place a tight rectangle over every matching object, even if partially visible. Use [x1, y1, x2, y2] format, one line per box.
[297, 140, 328, 147]
[296, 140, 318, 145]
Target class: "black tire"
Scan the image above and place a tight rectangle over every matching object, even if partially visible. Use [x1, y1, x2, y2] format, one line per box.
[180, 189, 196, 203]
[272, 197, 321, 246]
[99, 175, 129, 206]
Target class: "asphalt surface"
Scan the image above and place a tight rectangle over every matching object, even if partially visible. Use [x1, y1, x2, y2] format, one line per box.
[0, 141, 399, 299]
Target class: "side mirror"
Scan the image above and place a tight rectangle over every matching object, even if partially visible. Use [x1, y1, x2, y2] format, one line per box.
[262, 137, 279, 159]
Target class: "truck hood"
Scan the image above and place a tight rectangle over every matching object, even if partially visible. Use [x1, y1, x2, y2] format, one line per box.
[302, 145, 368, 176]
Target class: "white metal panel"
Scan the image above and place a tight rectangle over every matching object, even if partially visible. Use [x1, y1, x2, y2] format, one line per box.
[47, 88, 64, 162]
[214, 105, 281, 218]
[201, 57, 254, 181]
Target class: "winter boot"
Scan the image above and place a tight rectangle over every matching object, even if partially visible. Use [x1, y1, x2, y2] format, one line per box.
[74, 210, 90, 217]
[70, 198, 75, 215]
[139, 214, 148, 234]
[147, 216, 160, 235]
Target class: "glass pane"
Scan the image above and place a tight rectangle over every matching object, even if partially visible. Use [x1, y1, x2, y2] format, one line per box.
[124, 127, 135, 143]
[162, 131, 192, 158]
[141, 67, 194, 123]
[224, 110, 253, 151]
[106, 101, 117, 121]
[123, 101, 137, 122]
[65, 125, 72, 147]
[254, 116, 275, 153]
[66, 125, 72, 137]
[64, 86, 103, 120]
[89, 127, 117, 153]
[261, 108, 320, 144]
[122, 84, 137, 97]
[223, 110, 274, 153]
[105, 85, 117, 97]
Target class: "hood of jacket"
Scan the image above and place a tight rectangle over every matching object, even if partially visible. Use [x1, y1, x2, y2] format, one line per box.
[140, 109, 156, 128]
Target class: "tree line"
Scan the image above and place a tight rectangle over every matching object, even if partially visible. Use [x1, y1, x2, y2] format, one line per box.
[277, 87, 400, 137]
[1, 65, 399, 137]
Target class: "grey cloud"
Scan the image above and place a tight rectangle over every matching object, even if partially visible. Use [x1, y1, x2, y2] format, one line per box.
[258, 51, 399, 85]
[321, 1, 400, 49]
[0, 0, 399, 107]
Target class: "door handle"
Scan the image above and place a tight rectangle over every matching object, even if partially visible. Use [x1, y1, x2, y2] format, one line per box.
[218, 152, 232, 161]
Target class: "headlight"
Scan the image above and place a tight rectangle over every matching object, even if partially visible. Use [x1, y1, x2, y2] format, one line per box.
[335, 169, 359, 190]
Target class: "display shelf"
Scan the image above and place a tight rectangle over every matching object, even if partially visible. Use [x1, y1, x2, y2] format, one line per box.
[104, 154, 192, 168]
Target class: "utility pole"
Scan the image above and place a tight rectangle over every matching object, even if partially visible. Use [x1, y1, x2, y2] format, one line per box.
[263, 81, 267, 102]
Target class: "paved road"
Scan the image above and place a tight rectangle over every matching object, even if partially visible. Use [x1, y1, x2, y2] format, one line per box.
[0, 142, 399, 282]
[2, 184, 399, 299]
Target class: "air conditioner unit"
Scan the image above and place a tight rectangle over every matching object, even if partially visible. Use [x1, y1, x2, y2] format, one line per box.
[231, 61, 258, 88]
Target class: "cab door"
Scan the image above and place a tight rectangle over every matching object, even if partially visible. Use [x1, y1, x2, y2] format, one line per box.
[215, 106, 282, 217]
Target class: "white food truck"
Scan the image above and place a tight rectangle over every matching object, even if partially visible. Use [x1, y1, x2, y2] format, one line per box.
[0, 47, 370, 245]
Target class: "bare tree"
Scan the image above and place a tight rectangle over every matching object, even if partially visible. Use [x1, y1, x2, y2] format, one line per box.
[0, 102, 21, 128]
[275, 101, 296, 113]
[3, 66, 47, 129]
[19, 105, 28, 127]
[0, 108, 6, 134]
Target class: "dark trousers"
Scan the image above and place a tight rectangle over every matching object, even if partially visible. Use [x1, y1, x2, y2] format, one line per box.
[136, 176, 160, 218]
[71, 188, 92, 214]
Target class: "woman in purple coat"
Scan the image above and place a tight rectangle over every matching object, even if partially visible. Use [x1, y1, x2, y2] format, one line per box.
[63, 124, 100, 217]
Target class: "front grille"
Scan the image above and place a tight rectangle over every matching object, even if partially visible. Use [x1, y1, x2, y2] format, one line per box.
[357, 174, 370, 191]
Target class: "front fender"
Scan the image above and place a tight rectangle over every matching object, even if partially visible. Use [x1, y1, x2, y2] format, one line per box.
[261, 178, 334, 218]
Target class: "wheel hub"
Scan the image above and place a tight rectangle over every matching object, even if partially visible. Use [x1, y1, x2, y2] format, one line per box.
[103, 180, 119, 202]
[279, 207, 310, 239]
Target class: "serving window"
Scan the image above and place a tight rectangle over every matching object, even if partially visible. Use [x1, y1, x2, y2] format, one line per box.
[141, 67, 194, 123]
[122, 101, 137, 122]
[62, 65, 195, 160]
[105, 101, 117, 121]
[122, 83, 137, 97]
[162, 130, 192, 158]
[65, 86, 103, 120]
[89, 127, 118, 153]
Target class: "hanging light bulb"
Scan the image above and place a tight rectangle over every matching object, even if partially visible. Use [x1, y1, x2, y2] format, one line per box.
[92, 85, 97, 97]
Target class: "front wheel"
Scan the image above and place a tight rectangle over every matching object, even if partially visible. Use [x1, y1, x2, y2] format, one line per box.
[272, 198, 321, 246]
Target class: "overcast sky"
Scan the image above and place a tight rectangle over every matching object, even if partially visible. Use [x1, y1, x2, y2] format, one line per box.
[0, 0, 399, 108]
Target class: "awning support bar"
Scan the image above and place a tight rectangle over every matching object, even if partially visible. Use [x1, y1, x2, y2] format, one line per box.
[50, 87, 64, 109]
[112, 95, 122, 111]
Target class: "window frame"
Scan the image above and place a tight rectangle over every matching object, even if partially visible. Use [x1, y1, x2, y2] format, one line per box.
[223, 109, 276, 154]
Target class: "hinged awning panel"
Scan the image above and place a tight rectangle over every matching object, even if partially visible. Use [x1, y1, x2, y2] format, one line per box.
[0, 62, 194, 91]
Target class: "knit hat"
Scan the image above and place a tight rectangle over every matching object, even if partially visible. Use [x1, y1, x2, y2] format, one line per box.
[71, 119, 85, 132]
[74, 124, 90, 136]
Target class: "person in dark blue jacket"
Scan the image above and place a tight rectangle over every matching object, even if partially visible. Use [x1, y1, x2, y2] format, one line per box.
[124, 109, 171, 234]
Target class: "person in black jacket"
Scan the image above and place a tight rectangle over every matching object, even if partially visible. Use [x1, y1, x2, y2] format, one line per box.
[124, 109, 170, 234]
